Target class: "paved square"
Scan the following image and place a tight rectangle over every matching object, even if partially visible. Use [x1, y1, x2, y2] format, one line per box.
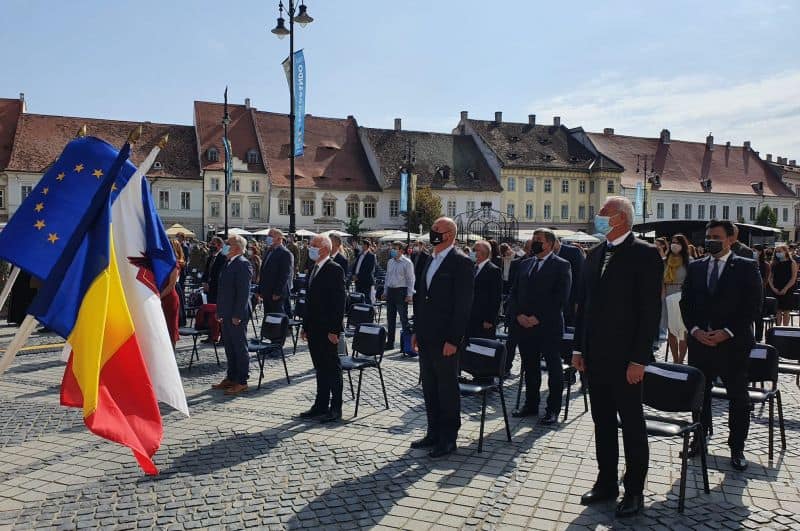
[1, 319, 799, 530]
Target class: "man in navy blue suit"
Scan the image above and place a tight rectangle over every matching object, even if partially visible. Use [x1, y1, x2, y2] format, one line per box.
[352, 239, 376, 303]
[258, 228, 294, 314]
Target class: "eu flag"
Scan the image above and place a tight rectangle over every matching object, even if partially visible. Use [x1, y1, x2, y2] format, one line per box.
[0, 136, 136, 282]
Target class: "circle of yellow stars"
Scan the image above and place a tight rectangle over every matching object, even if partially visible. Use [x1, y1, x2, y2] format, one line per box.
[33, 161, 106, 244]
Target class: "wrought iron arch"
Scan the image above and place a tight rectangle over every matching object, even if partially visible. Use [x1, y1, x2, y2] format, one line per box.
[454, 201, 519, 243]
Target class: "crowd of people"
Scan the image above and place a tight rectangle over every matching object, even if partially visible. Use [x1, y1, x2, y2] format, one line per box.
[144, 195, 790, 519]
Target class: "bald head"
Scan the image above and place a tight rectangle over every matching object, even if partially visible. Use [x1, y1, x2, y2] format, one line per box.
[431, 217, 457, 252]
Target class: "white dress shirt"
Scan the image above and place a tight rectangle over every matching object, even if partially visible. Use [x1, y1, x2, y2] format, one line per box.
[475, 258, 489, 276]
[425, 244, 454, 288]
[383, 255, 416, 297]
[354, 252, 366, 274]
[528, 251, 553, 274]
[607, 231, 632, 248]
[309, 256, 330, 285]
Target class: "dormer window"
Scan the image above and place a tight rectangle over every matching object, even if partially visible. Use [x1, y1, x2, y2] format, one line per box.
[246, 149, 260, 164]
[436, 165, 451, 180]
[153, 161, 163, 170]
[207, 147, 219, 162]
[468, 169, 478, 180]
[509, 135, 520, 143]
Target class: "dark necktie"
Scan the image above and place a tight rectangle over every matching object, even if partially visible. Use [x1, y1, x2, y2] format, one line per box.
[601, 244, 614, 275]
[528, 258, 540, 278]
[310, 264, 319, 285]
[474, 265, 479, 278]
[708, 258, 719, 293]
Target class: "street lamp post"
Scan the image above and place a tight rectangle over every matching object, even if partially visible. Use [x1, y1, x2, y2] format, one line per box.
[222, 89, 231, 239]
[271, 1, 313, 237]
[402, 138, 416, 246]
[635, 154, 660, 225]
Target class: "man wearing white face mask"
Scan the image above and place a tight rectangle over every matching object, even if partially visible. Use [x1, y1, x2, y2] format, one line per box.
[258, 228, 294, 314]
[381, 241, 415, 350]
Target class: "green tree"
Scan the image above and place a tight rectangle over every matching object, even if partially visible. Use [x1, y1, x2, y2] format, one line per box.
[755, 204, 777, 227]
[345, 214, 364, 238]
[403, 187, 442, 234]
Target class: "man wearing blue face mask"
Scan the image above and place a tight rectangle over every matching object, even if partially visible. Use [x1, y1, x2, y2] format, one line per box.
[381, 241, 416, 351]
[258, 228, 294, 314]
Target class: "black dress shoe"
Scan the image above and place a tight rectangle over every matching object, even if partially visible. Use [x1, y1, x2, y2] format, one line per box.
[539, 412, 559, 425]
[731, 450, 748, 471]
[298, 407, 328, 419]
[410, 436, 437, 449]
[615, 493, 644, 518]
[429, 442, 457, 458]
[319, 410, 342, 424]
[512, 405, 538, 418]
[580, 485, 619, 505]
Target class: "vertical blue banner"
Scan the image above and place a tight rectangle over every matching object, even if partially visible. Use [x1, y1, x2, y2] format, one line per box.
[634, 182, 644, 217]
[399, 171, 408, 212]
[283, 50, 306, 157]
[223, 137, 233, 192]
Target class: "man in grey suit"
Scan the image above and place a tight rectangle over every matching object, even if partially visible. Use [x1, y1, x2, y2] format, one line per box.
[213, 234, 254, 396]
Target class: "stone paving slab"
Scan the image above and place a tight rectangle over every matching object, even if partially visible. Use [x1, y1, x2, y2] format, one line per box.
[0, 320, 799, 529]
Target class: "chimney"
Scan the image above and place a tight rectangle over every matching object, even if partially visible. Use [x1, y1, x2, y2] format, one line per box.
[766, 154, 773, 162]
[19, 92, 26, 112]
[603, 128, 615, 135]
[744, 140, 751, 150]
[244, 98, 251, 109]
[494, 111, 503, 124]
[777, 156, 785, 164]
[791, 160, 797, 167]
[553, 116, 561, 127]
[460, 110, 469, 121]
[528, 114, 536, 126]
[706, 134, 714, 151]
[394, 118, 402, 131]
[726, 141, 731, 150]
[659, 129, 670, 144]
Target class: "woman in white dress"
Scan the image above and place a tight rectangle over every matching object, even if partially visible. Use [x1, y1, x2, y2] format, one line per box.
[664, 234, 692, 364]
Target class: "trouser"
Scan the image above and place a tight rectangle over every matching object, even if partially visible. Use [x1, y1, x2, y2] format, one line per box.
[385, 287, 410, 345]
[419, 340, 461, 445]
[519, 337, 563, 414]
[356, 281, 373, 304]
[308, 333, 343, 413]
[221, 317, 249, 385]
[687, 339, 750, 451]
[196, 304, 220, 341]
[264, 295, 288, 315]
[177, 277, 187, 327]
[587, 366, 648, 495]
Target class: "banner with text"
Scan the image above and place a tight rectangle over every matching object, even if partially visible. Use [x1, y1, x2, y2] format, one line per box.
[634, 182, 644, 217]
[400, 171, 408, 212]
[282, 50, 306, 157]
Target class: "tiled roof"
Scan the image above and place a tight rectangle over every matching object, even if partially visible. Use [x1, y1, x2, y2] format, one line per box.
[253, 111, 380, 191]
[586, 131, 794, 198]
[194, 101, 265, 173]
[359, 127, 501, 192]
[6, 113, 199, 179]
[461, 118, 598, 170]
[0, 98, 23, 170]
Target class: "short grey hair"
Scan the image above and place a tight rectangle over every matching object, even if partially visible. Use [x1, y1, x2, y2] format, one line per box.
[474, 240, 491, 256]
[604, 195, 634, 228]
[533, 228, 557, 244]
[269, 227, 284, 239]
[228, 234, 247, 251]
[329, 233, 342, 246]
[314, 234, 332, 252]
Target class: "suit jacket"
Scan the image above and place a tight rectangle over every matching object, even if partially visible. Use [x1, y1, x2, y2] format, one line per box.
[731, 241, 755, 260]
[468, 261, 503, 336]
[412, 251, 430, 280]
[507, 254, 572, 348]
[352, 251, 376, 285]
[202, 251, 226, 304]
[574, 234, 663, 369]
[258, 245, 293, 300]
[215, 255, 253, 321]
[332, 252, 349, 281]
[303, 259, 346, 338]
[680, 254, 762, 355]
[413, 248, 474, 348]
[556, 242, 585, 308]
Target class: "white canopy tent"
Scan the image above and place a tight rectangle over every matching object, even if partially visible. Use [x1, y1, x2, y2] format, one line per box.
[217, 228, 253, 237]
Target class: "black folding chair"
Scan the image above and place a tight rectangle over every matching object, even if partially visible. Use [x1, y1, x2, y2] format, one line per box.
[766, 326, 800, 388]
[711, 344, 785, 461]
[178, 327, 219, 369]
[762, 297, 778, 334]
[459, 338, 512, 453]
[341, 323, 389, 417]
[288, 297, 306, 355]
[247, 313, 291, 388]
[641, 362, 709, 513]
[347, 292, 366, 312]
[789, 292, 800, 326]
[345, 303, 376, 335]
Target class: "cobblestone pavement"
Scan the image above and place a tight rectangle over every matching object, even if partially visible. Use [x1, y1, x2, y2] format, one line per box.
[1, 318, 800, 530]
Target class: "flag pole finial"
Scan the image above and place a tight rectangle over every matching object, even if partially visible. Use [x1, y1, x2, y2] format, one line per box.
[76, 125, 88, 138]
[128, 125, 143, 145]
[158, 133, 169, 149]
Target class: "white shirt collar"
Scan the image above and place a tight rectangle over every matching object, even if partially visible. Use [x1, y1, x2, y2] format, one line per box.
[433, 244, 454, 260]
[710, 250, 732, 264]
[314, 256, 331, 270]
[533, 251, 553, 263]
[608, 231, 632, 247]
[476, 258, 489, 273]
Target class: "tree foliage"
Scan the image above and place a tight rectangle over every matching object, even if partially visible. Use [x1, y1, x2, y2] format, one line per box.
[755, 204, 777, 227]
[345, 215, 364, 237]
[403, 187, 442, 234]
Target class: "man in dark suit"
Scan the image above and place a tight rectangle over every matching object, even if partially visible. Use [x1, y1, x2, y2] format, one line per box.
[504, 239, 533, 373]
[510, 229, 571, 425]
[300, 234, 347, 423]
[680, 219, 762, 470]
[212, 235, 254, 396]
[554, 238, 584, 327]
[573, 196, 663, 518]
[412, 241, 430, 280]
[202, 236, 226, 304]
[329, 233, 350, 281]
[352, 240, 376, 303]
[467, 240, 502, 340]
[258, 228, 294, 314]
[730, 225, 755, 259]
[412, 217, 474, 458]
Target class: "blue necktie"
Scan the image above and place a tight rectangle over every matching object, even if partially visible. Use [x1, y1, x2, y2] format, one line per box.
[708, 259, 719, 293]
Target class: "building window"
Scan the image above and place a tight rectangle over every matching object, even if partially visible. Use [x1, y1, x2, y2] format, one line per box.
[507, 176, 516, 192]
[279, 198, 290, 216]
[301, 199, 314, 216]
[322, 198, 336, 217]
[579, 180, 586, 193]
[736, 206, 743, 221]
[671, 204, 679, 219]
[578, 205, 586, 220]
[544, 179, 552, 193]
[507, 202, 515, 217]
[346, 200, 359, 218]
[607, 180, 615, 193]
[207, 148, 218, 162]
[210, 201, 220, 218]
[231, 179, 240, 192]
[588, 205, 595, 219]
[363, 202, 376, 218]
[698, 204, 706, 219]
[180, 191, 191, 210]
[231, 201, 241, 218]
[590, 180, 596, 194]
[525, 178, 534, 192]
[722, 205, 730, 220]
[709, 205, 717, 219]
[656, 203, 664, 219]
[795, 185, 800, 197]
[250, 180, 260, 193]
[447, 200, 457, 217]
[749, 206, 756, 221]
[158, 190, 169, 210]
[684, 204, 692, 219]
[210, 177, 220, 191]
[0, 189, 4, 209]
[525, 202, 534, 219]
[389, 200, 399, 217]
[561, 180, 569, 193]
[543, 203, 552, 219]
[246, 149, 260, 164]
[783, 208, 789, 222]
[561, 204, 569, 220]
[250, 201, 261, 219]
[21, 185, 33, 200]
[466, 200, 475, 212]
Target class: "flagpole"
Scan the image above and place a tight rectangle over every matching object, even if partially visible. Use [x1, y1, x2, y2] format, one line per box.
[223, 87, 230, 239]
[0, 266, 20, 317]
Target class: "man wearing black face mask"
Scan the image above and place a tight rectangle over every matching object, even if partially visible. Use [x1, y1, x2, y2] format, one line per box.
[680, 220, 762, 471]
[411, 217, 474, 458]
[202, 236, 226, 305]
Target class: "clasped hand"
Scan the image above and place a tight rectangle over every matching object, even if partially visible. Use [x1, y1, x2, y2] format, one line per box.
[692, 328, 731, 347]
[516, 314, 539, 328]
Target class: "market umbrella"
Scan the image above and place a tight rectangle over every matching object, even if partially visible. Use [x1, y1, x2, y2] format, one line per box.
[295, 229, 317, 237]
[217, 228, 253, 237]
[561, 231, 601, 243]
[166, 223, 196, 238]
[323, 229, 352, 237]
[251, 228, 272, 236]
